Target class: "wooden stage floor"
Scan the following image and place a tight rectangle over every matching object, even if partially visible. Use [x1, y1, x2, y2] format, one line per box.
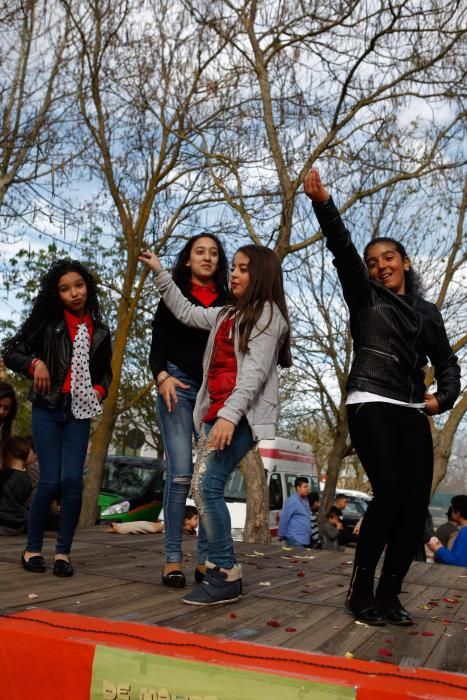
[1, 527, 466, 676]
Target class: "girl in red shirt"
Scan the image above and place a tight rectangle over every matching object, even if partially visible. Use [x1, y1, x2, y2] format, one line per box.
[3, 260, 112, 577]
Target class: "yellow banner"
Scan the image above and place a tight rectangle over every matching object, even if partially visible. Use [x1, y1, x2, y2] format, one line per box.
[91, 644, 355, 700]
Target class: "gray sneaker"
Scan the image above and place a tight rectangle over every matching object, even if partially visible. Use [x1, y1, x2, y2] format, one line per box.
[182, 567, 242, 606]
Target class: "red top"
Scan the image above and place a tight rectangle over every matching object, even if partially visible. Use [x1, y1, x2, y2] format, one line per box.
[203, 318, 237, 423]
[29, 309, 106, 399]
[190, 282, 219, 307]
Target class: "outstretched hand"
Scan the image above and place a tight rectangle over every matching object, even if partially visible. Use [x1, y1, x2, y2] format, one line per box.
[304, 167, 330, 204]
[138, 250, 162, 273]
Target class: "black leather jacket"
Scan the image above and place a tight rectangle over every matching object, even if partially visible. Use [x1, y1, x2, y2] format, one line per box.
[313, 198, 460, 413]
[3, 317, 113, 410]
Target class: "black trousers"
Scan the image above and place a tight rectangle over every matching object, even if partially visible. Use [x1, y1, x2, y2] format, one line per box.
[347, 402, 433, 581]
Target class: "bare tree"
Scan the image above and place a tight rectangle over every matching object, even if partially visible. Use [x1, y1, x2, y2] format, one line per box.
[0, 1, 71, 224]
[56, 0, 232, 525]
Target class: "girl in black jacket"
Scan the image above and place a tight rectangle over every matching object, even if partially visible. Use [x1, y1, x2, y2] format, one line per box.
[149, 234, 230, 587]
[305, 168, 460, 626]
[3, 260, 112, 576]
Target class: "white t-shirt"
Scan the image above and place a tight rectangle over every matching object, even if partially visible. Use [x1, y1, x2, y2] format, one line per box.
[346, 390, 425, 409]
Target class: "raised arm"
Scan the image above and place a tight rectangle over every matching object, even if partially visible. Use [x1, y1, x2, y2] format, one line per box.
[139, 251, 222, 331]
[304, 168, 371, 309]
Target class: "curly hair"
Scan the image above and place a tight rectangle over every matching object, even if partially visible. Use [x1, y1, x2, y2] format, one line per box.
[172, 234, 230, 297]
[0, 382, 17, 448]
[2, 259, 103, 354]
[363, 238, 424, 296]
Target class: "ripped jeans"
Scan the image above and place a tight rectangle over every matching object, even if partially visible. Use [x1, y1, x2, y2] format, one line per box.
[157, 363, 200, 564]
[193, 419, 254, 569]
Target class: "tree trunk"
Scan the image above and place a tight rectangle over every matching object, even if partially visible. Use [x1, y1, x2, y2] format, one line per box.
[240, 448, 270, 544]
[431, 392, 467, 495]
[319, 423, 349, 520]
[79, 300, 134, 526]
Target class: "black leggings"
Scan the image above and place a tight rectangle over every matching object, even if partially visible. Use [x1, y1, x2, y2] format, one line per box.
[347, 402, 433, 580]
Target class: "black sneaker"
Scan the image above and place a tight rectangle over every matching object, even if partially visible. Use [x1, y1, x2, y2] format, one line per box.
[182, 567, 242, 606]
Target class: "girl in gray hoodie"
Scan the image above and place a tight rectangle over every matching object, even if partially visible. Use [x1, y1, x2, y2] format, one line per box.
[140, 244, 291, 606]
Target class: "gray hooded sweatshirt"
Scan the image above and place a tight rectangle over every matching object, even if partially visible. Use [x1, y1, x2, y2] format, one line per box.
[155, 270, 288, 441]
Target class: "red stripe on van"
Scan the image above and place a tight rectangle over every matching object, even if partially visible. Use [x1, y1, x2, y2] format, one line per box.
[259, 448, 316, 465]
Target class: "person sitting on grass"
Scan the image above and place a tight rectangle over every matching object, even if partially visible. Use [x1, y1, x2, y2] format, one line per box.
[428, 495, 467, 567]
[107, 505, 199, 535]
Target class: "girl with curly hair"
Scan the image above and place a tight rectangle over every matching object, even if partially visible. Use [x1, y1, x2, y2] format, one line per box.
[3, 260, 112, 576]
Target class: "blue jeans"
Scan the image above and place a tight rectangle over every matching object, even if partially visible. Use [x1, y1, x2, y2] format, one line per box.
[193, 419, 254, 569]
[28, 396, 90, 554]
[157, 363, 207, 564]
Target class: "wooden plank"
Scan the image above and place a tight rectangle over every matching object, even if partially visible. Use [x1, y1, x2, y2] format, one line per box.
[1, 527, 467, 676]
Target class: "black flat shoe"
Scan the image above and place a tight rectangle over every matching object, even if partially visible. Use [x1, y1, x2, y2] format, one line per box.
[21, 551, 46, 573]
[378, 603, 413, 626]
[162, 569, 186, 588]
[345, 599, 386, 626]
[53, 559, 74, 577]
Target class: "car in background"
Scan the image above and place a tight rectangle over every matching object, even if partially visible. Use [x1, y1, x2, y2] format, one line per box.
[98, 455, 165, 523]
[340, 495, 370, 543]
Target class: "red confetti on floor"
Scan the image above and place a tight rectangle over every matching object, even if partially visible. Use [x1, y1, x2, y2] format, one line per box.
[422, 631, 434, 636]
[379, 648, 393, 657]
[230, 612, 237, 619]
[267, 620, 280, 627]
[297, 571, 305, 577]
[285, 627, 297, 632]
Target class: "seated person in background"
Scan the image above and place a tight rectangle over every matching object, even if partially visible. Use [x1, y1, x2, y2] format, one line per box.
[278, 477, 310, 547]
[108, 505, 199, 535]
[334, 493, 350, 546]
[308, 491, 321, 549]
[321, 506, 344, 551]
[428, 495, 467, 567]
[0, 436, 32, 536]
[435, 506, 459, 548]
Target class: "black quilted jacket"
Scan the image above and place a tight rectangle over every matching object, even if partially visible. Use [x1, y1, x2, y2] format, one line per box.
[313, 198, 460, 413]
[3, 318, 113, 410]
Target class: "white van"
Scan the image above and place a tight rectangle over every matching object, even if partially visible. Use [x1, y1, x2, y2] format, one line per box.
[224, 436, 319, 540]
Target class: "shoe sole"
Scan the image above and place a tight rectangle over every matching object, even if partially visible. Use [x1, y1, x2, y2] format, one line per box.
[384, 618, 413, 626]
[182, 594, 242, 606]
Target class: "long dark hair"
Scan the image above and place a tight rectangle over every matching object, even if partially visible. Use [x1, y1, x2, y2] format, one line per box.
[228, 245, 292, 368]
[172, 234, 229, 297]
[363, 237, 424, 296]
[2, 259, 103, 354]
[0, 382, 17, 448]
